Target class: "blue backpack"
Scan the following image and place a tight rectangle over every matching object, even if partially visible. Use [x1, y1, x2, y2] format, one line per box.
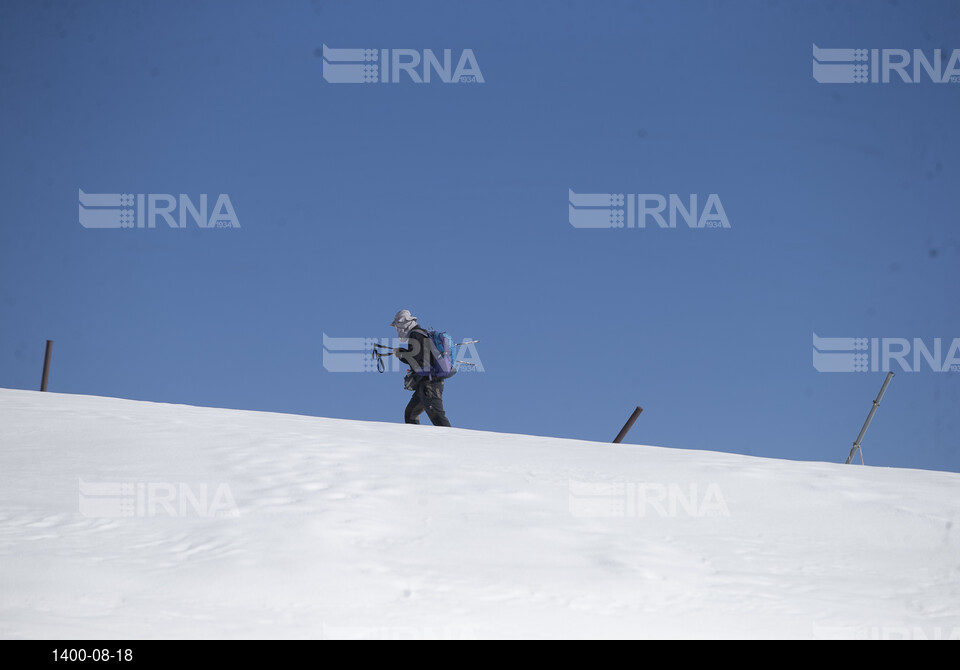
[414, 328, 456, 379]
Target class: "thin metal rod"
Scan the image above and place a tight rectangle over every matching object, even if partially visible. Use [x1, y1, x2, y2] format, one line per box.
[613, 406, 643, 444]
[846, 371, 894, 465]
[40, 340, 53, 392]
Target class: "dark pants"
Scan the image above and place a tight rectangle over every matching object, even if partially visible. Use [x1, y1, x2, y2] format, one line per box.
[404, 378, 451, 427]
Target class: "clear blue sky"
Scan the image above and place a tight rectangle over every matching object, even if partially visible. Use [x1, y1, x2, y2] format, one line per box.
[1, 0, 958, 472]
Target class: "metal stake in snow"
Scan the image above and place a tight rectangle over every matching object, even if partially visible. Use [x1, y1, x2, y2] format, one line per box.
[845, 371, 894, 465]
[40, 340, 53, 392]
[613, 406, 643, 444]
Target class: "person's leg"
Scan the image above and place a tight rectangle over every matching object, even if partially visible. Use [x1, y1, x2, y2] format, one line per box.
[404, 391, 425, 424]
[421, 380, 451, 427]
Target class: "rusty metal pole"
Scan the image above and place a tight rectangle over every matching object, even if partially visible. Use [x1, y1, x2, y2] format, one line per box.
[40, 340, 53, 391]
[613, 406, 643, 443]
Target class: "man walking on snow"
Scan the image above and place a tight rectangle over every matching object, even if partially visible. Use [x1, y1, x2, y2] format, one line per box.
[390, 309, 452, 427]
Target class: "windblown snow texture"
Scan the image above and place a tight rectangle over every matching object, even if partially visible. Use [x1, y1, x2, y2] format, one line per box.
[1, 388, 958, 639]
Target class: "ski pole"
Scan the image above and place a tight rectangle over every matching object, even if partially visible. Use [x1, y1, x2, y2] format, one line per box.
[453, 341, 480, 371]
[371, 344, 396, 373]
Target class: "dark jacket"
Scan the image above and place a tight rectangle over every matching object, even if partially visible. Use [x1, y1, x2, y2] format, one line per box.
[396, 326, 432, 375]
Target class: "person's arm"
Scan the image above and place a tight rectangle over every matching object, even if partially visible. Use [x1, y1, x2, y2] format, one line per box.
[395, 329, 427, 371]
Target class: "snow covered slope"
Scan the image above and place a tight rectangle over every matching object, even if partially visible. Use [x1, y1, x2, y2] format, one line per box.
[1, 388, 958, 640]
